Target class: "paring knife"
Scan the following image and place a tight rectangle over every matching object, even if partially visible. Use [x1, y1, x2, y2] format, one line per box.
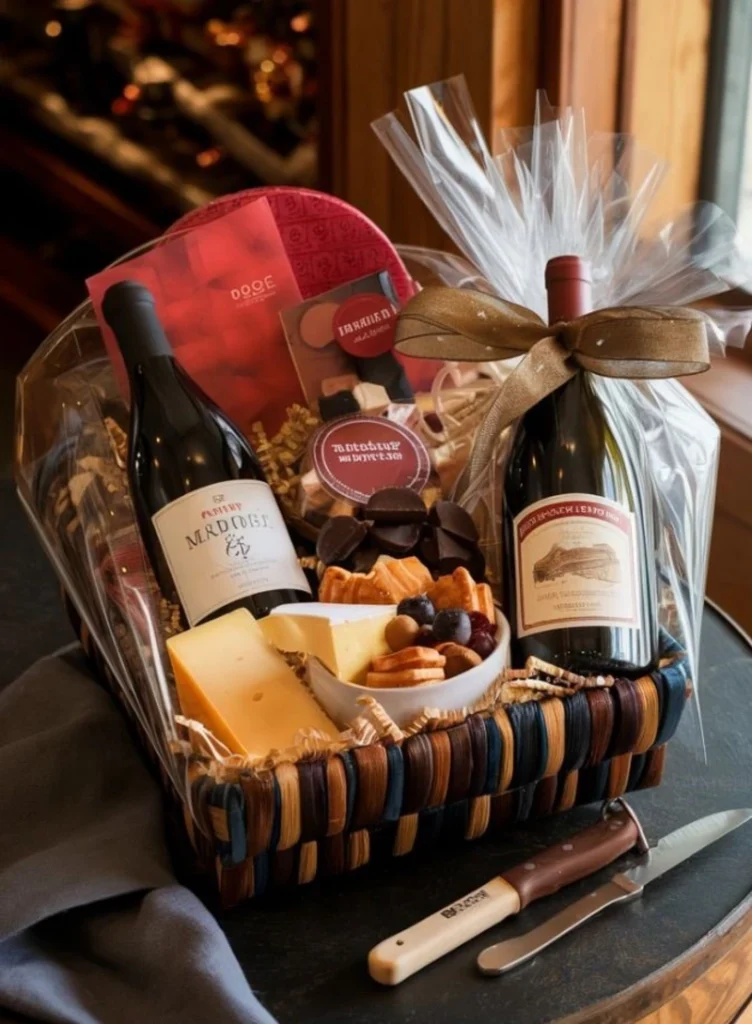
[368, 802, 647, 986]
[477, 807, 752, 976]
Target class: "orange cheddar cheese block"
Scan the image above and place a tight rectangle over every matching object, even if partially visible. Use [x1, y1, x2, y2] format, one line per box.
[166, 609, 338, 758]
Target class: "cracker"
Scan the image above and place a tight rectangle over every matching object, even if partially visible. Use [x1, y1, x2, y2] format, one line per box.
[321, 557, 433, 605]
[366, 667, 446, 689]
[371, 646, 446, 672]
[476, 582, 495, 621]
[318, 566, 352, 603]
[428, 567, 478, 612]
[378, 556, 433, 598]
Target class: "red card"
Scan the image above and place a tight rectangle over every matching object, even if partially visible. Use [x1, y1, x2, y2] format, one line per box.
[87, 197, 305, 437]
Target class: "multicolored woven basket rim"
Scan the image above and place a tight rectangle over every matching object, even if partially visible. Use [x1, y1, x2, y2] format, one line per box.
[69, 584, 687, 907]
[178, 631, 688, 905]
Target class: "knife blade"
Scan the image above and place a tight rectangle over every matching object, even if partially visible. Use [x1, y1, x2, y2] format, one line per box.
[368, 804, 643, 986]
[477, 807, 752, 976]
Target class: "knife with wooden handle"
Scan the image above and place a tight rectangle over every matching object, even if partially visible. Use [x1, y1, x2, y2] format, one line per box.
[476, 807, 752, 976]
[368, 806, 642, 986]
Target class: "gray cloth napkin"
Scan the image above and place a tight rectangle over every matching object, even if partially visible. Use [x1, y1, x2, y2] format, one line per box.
[0, 646, 277, 1024]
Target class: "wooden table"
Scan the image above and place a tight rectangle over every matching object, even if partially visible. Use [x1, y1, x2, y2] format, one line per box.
[218, 604, 752, 1024]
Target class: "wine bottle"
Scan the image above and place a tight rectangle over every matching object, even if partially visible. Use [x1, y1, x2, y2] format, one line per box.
[102, 280, 311, 625]
[503, 256, 658, 675]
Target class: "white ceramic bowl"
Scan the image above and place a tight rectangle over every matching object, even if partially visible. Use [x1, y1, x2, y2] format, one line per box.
[308, 610, 510, 729]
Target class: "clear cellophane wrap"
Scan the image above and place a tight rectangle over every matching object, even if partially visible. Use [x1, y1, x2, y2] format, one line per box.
[373, 76, 752, 755]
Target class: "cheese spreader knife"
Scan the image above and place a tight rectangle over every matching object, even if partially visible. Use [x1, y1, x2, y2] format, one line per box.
[477, 807, 752, 976]
[369, 802, 647, 986]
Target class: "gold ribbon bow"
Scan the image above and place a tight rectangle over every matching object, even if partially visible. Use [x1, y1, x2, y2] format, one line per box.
[394, 286, 710, 497]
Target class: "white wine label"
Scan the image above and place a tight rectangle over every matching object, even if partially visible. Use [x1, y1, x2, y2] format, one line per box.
[513, 493, 640, 638]
[152, 480, 310, 626]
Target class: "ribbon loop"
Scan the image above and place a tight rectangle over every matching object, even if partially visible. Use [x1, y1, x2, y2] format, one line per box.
[393, 286, 548, 363]
[562, 306, 710, 378]
[394, 287, 711, 501]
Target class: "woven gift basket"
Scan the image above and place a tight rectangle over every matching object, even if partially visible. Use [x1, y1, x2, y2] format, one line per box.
[15, 79, 741, 906]
[15, 274, 691, 907]
[171, 646, 690, 904]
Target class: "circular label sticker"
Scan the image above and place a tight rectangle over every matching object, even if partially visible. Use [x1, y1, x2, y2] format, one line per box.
[332, 293, 397, 357]
[311, 415, 430, 504]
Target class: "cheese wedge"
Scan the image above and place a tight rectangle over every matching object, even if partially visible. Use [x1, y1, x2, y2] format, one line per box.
[166, 609, 338, 758]
[261, 603, 395, 684]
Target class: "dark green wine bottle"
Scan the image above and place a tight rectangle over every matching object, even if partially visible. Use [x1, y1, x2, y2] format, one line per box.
[102, 280, 311, 626]
[503, 256, 658, 675]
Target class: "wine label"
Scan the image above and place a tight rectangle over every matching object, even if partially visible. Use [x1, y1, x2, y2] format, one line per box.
[513, 493, 640, 638]
[311, 415, 430, 504]
[152, 480, 310, 626]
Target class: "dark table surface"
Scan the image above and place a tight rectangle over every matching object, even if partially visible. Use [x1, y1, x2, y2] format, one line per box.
[5, 475, 752, 1024]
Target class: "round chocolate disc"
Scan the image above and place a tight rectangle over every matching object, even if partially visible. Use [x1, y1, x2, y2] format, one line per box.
[369, 521, 421, 556]
[365, 487, 427, 524]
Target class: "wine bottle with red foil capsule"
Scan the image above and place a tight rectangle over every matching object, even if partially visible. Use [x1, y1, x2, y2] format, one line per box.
[102, 280, 311, 625]
[503, 256, 658, 675]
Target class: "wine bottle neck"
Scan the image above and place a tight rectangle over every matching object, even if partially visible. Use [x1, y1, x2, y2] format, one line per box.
[102, 280, 174, 374]
[132, 354, 194, 406]
[130, 354, 209, 438]
[119, 320, 173, 377]
[545, 255, 593, 323]
[133, 353, 178, 380]
[547, 281, 592, 322]
[541, 256, 595, 409]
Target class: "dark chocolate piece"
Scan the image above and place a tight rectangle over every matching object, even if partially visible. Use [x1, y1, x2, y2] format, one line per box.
[354, 352, 414, 402]
[428, 500, 479, 546]
[434, 527, 476, 575]
[421, 522, 486, 579]
[318, 390, 360, 422]
[418, 526, 440, 569]
[365, 487, 427, 524]
[303, 565, 320, 595]
[467, 545, 487, 582]
[316, 516, 369, 566]
[352, 545, 381, 574]
[369, 522, 421, 556]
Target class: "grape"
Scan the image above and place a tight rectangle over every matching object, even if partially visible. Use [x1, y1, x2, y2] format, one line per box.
[396, 594, 436, 626]
[468, 631, 496, 660]
[432, 608, 472, 646]
[468, 611, 494, 636]
[415, 625, 437, 647]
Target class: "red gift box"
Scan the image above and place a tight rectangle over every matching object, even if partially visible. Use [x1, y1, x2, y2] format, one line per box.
[87, 197, 306, 437]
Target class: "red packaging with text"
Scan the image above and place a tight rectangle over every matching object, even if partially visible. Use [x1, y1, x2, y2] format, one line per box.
[87, 198, 305, 437]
